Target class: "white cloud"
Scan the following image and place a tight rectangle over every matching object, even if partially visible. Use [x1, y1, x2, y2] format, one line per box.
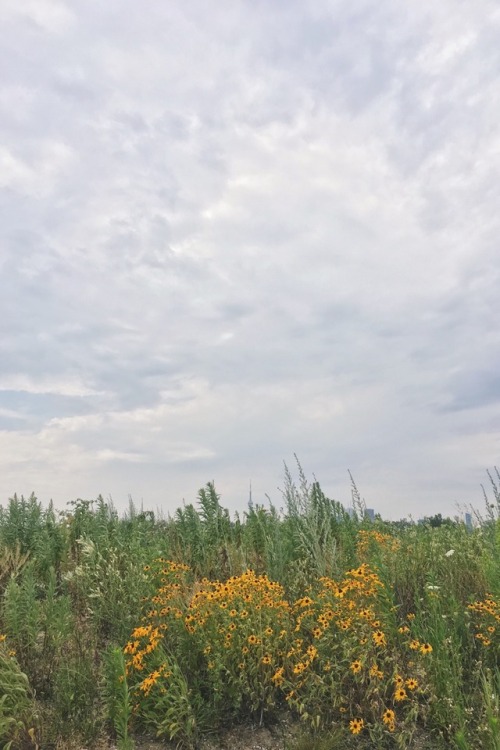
[0, 375, 103, 398]
[0, 0, 499, 518]
[0, 0, 75, 34]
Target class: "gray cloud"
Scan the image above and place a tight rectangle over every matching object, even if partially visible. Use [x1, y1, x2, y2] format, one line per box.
[0, 0, 499, 518]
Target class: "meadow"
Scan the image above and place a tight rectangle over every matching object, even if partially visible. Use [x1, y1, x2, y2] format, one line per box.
[0, 463, 499, 749]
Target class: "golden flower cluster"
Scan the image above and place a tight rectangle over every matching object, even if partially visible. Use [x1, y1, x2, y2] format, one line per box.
[125, 558, 432, 739]
[356, 529, 400, 559]
[468, 595, 500, 647]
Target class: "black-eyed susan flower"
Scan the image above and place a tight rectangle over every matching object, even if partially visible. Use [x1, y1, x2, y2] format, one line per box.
[350, 660, 362, 674]
[124, 640, 139, 655]
[271, 667, 284, 685]
[420, 642, 433, 654]
[394, 688, 407, 702]
[296, 596, 313, 607]
[349, 718, 364, 735]
[382, 708, 395, 725]
[373, 630, 386, 647]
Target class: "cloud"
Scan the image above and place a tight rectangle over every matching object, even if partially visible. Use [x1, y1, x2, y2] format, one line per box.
[0, 0, 75, 34]
[0, 0, 499, 518]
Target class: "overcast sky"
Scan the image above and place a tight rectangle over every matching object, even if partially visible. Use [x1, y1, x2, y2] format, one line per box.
[1, 0, 499, 520]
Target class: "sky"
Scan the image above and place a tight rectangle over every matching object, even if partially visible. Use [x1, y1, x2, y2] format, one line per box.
[1, 0, 499, 521]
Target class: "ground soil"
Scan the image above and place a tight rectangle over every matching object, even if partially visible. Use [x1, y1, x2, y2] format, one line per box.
[83, 714, 436, 750]
[112, 715, 300, 750]
[134, 718, 298, 750]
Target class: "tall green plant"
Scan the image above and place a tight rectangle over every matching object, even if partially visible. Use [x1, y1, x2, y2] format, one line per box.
[0, 643, 34, 748]
[64, 536, 148, 642]
[280, 458, 349, 581]
[103, 647, 134, 750]
[0, 494, 42, 555]
[3, 565, 39, 670]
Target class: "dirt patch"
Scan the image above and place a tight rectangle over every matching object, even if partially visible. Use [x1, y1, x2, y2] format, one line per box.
[89, 717, 437, 750]
[130, 715, 299, 750]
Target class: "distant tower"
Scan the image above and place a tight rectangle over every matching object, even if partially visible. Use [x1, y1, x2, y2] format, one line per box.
[364, 508, 375, 522]
[464, 512, 472, 530]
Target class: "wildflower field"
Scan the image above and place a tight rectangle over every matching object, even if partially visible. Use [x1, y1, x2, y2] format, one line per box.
[1, 466, 500, 749]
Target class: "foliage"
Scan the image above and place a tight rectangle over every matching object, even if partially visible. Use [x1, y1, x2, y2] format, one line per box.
[0, 635, 35, 748]
[103, 646, 134, 750]
[0, 467, 499, 748]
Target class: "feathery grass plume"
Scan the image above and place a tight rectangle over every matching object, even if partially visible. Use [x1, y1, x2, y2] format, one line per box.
[280, 457, 349, 582]
[0, 543, 30, 595]
[65, 535, 148, 642]
[482, 467, 500, 521]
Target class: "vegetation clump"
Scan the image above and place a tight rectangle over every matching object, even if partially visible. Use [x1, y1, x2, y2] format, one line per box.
[0, 465, 499, 748]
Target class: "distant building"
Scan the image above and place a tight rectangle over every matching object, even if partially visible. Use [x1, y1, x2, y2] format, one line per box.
[344, 506, 377, 521]
[464, 512, 472, 530]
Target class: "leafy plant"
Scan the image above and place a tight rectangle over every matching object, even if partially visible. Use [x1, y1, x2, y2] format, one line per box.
[0, 638, 34, 748]
[103, 647, 134, 750]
